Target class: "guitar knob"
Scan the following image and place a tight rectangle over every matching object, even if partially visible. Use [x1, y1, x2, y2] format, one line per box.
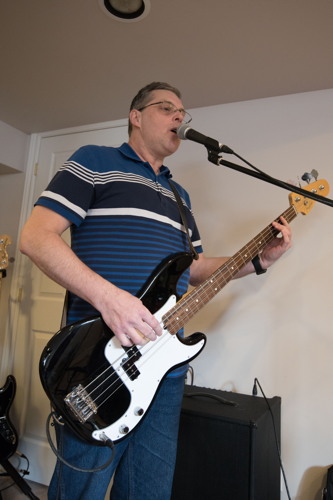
[134, 407, 144, 416]
[119, 424, 129, 435]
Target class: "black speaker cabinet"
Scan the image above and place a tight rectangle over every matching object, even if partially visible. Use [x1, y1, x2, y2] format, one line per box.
[171, 385, 281, 500]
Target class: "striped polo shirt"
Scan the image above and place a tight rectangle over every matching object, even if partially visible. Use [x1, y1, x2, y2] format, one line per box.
[36, 142, 203, 326]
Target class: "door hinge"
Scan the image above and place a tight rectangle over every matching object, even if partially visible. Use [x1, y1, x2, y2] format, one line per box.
[34, 163, 39, 176]
[17, 287, 23, 302]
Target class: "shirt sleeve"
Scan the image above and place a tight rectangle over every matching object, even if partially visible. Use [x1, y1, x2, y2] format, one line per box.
[35, 146, 97, 226]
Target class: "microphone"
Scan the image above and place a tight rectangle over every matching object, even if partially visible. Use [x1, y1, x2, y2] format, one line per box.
[177, 124, 234, 154]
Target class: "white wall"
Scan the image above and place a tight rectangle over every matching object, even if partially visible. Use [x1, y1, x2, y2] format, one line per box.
[167, 89, 333, 500]
[0, 120, 29, 377]
[0, 120, 28, 173]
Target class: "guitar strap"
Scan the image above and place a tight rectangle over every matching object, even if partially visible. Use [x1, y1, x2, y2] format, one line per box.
[168, 180, 199, 260]
[60, 291, 68, 329]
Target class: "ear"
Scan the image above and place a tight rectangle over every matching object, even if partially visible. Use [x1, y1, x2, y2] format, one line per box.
[129, 109, 141, 130]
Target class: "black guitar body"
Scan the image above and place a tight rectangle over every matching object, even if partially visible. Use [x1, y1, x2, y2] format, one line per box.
[0, 375, 18, 460]
[40, 315, 124, 444]
[39, 252, 205, 445]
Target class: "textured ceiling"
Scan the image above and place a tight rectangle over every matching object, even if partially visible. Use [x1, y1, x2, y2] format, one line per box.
[1, 0, 333, 134]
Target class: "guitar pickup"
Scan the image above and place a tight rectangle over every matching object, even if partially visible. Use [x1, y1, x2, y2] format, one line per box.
[121, 346, 141, 381]
[64, 384, 97, 423]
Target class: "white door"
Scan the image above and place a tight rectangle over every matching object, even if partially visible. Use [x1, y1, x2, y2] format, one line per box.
[11, 123, 128, 485]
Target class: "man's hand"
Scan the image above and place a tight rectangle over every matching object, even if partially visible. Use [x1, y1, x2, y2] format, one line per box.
[98, 286, 163, 347]
[260, 216, 292, 269]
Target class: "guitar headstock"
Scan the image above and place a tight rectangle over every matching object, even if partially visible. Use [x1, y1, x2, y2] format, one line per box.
[289, 179, 330, 215]
[0, 234, 12, 272]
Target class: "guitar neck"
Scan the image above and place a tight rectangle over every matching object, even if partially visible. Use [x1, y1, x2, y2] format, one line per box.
[164, 205, 297, 334]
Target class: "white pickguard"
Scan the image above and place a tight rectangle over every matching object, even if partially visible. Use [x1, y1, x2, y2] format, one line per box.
[92, 295, 205, 443]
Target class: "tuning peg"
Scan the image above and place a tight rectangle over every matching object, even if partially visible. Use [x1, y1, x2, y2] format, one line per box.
[301, 172, 312, 184]
[310, 169, 319, 180]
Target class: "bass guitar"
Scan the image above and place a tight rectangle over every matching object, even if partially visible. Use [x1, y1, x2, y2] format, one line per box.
[39, 179, 329, 446]
[0, 238, 17, 460]
[0, 375, 18, 461]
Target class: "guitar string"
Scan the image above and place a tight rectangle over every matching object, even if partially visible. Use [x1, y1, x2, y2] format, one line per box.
[74, 327, 176, 413]
[69, 311, 177, 406]
[69, 206, 298, 415]
[93, 330, 176, 407]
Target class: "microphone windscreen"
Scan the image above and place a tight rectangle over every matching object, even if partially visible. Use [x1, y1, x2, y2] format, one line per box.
[176, 124, 191, 140]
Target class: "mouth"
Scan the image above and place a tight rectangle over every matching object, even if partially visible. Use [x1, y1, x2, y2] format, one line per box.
[171, 128, 178, 135]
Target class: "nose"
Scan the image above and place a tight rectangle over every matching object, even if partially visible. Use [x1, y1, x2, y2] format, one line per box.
[173, 109, 184, 123]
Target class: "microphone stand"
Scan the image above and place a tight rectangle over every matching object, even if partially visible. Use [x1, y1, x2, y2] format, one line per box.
[206, 149, 333, 208]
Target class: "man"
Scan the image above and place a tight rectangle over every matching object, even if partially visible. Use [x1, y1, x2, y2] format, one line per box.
[20, 82, 292, 499]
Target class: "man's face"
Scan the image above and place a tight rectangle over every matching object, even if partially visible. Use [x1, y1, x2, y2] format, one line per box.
[134, 89, 186, 159]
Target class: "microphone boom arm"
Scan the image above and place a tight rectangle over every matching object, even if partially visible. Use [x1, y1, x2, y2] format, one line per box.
[206, 149, 333, 208]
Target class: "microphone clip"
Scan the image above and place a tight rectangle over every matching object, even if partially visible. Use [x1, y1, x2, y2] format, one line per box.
[207, 149, 223, 165]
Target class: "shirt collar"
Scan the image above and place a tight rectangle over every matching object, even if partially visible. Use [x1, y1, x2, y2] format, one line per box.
[119, 143, 172, 178]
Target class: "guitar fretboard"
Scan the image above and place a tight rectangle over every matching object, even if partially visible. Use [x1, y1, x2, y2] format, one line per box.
[163, 205, 297, 334]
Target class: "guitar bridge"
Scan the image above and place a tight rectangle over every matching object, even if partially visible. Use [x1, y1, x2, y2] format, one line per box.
[64, 384, 97, 423]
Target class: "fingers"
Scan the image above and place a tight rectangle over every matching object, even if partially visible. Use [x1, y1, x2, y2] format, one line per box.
[131, 318, 163, 344]
[260, 216, 292, 269]
[112, 306, 163, 347]
[272, 216, 292, 248]
[117, 323, 161, 347]
[117, 330, 149, 347]
[100, 288, 164, 347]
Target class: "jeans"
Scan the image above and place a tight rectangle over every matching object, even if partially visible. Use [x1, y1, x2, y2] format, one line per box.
[48, 375, 185, 500]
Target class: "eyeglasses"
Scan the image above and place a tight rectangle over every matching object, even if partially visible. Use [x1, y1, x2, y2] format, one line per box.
[137, 101, 192, 124]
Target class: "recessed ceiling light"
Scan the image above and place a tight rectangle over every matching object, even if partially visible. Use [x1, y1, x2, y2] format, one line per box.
[99, 0, 151, 22]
